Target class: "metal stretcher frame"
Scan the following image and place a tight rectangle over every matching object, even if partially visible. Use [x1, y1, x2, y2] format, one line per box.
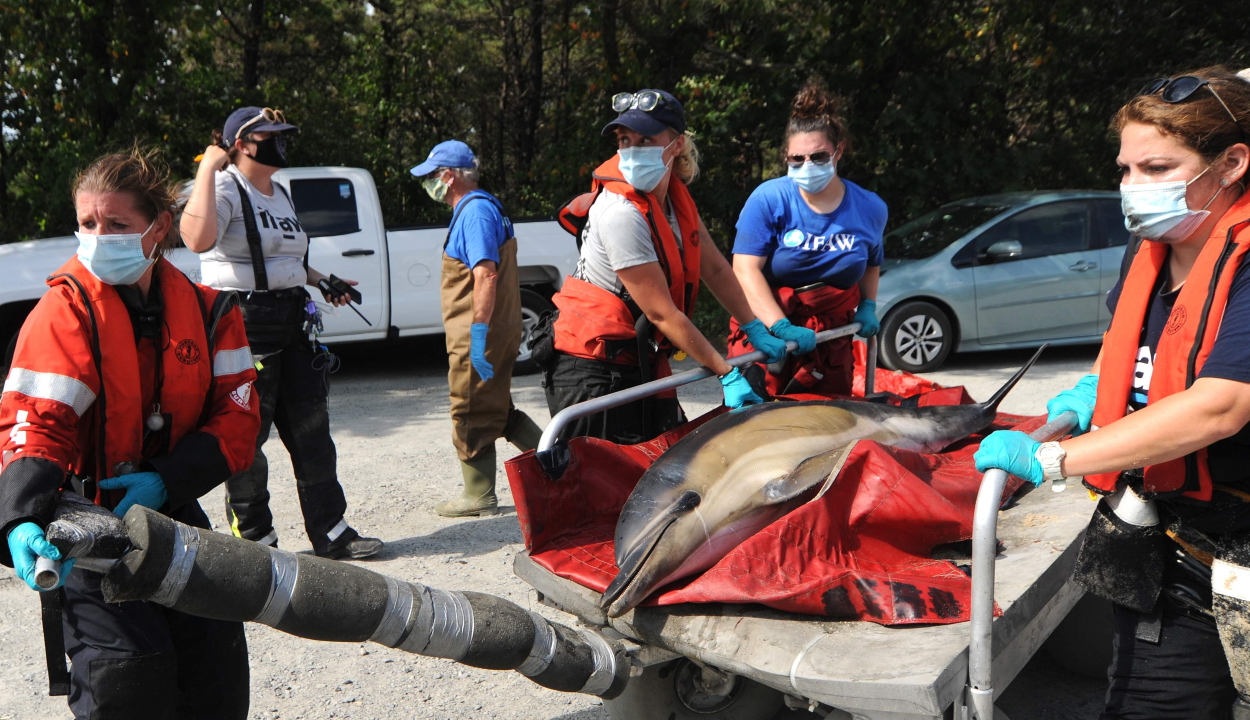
[536, 324, 876, 456]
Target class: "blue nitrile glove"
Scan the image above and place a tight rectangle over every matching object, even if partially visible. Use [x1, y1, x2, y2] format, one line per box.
[974, 431, 1044, 487]
[739, 318, 789, 365]
[470, 323, 494, 381]
[719, 367, 764, 409]
[1047, 374, 1099, 435]
[769, 318, 818, 355]
[853, 299, 880, 337]
[8, 522, 74, 591]
[98, 471, 168, 518]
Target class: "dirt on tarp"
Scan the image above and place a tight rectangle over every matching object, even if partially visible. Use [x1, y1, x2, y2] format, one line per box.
[505, 361, 1045, 626]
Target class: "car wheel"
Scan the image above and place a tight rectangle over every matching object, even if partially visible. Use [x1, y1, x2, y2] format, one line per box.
[880, 301, 954, 373]
[514, 288, 555, 376]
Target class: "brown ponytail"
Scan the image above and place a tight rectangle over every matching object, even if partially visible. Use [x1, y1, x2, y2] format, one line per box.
[785, 79, 851, 156]
[210, 128, 241, 164]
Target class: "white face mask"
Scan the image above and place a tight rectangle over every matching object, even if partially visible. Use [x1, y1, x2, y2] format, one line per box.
[75, 220, 157, 285]
[1120, 167, 1223, 244]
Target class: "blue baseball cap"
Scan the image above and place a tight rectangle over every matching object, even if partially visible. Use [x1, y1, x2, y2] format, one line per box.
[410, 140, 477, 177]
[602, 89, 687, 137]
[223, 107, 299, 147]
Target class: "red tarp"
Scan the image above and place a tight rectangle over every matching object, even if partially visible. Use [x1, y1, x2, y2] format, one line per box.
[505, 351, 1044, 626]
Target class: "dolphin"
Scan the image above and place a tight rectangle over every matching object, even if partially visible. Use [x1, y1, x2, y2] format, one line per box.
[600, 345, 1046, 617]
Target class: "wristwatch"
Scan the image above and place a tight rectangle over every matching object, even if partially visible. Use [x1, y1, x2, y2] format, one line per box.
[1034, 442, 1067, 483]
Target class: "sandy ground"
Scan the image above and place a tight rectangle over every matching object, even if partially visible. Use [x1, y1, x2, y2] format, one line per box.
[0, 339, 1109, 720]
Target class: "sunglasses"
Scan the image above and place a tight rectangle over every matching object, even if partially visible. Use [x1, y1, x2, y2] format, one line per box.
[235, 107, 287, 141]
[786, 151, 834, 168]
[612, 91, 674, 115]
[1140, 76, 1248, 141]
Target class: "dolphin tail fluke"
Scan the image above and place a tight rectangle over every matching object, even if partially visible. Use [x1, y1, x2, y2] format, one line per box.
[981, 343, 1049, 412]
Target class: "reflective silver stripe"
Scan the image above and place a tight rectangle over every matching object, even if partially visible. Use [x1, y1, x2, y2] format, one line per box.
[3, 368, 96, 417]
[149, 524, 200, 607]
[1213, 559, 1250, 603]
[516, 613, 557, 677]
[578, 629, 618, 696]
[254, 549, 300, 626]
[401, 586, 473, 660]
[213, 347, 255, 377]
[326, 517, 350, 542]
[370, 576, 416, 647]
[1106, 486, 1159, 527]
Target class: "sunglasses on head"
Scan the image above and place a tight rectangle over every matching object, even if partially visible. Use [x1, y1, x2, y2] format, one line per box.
[786, 151, 834, 168]
[235, 107, 286, 141]
[1140, 76, 1249, 141]
[612, 91, 674, 115]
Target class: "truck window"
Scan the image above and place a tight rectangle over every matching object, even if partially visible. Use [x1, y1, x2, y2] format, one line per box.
[289, 178, 361, 237]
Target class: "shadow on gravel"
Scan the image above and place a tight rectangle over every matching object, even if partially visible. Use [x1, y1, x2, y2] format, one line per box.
[380, 512, 524, 559]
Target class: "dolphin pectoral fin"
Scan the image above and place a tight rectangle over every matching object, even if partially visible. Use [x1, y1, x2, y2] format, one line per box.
[601, 490, 700, 609]
[758, 441, 860, 506]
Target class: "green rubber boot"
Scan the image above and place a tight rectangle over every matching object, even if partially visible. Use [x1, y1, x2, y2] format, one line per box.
[436, 449, 499, 518]
[505, 411, 544, 453]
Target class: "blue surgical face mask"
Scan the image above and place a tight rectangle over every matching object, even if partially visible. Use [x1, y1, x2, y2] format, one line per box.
[75, 220, 157, 286]
[617, 139, 676, 193]
[788, 158, 837, 194]
[1120, 167, 1222, 244]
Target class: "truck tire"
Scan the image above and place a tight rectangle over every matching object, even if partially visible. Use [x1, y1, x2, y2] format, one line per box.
[515, 288, 555, 376]
[604, 658, 783, 720]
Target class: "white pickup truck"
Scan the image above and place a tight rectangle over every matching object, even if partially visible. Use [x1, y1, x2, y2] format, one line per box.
[0, 166, 578, 375]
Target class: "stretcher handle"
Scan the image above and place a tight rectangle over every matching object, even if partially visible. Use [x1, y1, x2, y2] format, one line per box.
[535, 326, 877, 478]
[968, 410, 1077, 720]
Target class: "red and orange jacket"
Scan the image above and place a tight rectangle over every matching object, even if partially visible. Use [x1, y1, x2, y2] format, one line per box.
[1090, 192, 1250, 501]
[0, 257, 259, 562]
[552, 154, 702, 365]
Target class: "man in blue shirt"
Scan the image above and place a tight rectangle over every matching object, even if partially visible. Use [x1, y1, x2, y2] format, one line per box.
[411, 140, 542, 517]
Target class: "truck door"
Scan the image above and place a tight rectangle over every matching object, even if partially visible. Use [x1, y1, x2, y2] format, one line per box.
[284, 174, 387, 340]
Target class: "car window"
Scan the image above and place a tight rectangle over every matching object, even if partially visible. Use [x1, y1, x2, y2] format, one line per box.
[884, 204, 1009, 259]
[289, 178, 362, 238]
[975, 201, 1089, 261]
[1095, 199, 1130, 247]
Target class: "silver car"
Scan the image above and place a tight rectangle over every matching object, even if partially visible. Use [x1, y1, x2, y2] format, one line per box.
[876, 191, 1128, 372]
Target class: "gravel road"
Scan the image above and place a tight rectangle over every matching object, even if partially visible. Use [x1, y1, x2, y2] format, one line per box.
[0, 339, 1108, 720]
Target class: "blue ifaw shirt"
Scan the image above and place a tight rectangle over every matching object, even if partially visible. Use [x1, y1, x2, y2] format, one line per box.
[733, 177, 887, 289]
[445, 190, 513, 269]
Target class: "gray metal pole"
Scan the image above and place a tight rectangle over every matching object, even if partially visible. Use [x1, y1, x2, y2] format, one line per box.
[968, 411, 1077, 719]
[537, 323, 868, 455]
[864, 335, 878, 397]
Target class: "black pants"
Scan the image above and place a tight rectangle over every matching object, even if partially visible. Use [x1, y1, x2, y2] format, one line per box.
[541, 352, 684, 445]
[1102, 601, 1238, 719]
[61, 503, 249, 720]
[226, 292, 350, 555]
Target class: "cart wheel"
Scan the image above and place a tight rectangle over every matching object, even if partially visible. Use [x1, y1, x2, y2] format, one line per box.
[604, 658, 783, 720]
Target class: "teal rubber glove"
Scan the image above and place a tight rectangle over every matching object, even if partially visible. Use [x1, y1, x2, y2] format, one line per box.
[719, 367, 764, 409]
[974, 431, 1044, 487]
[740, 318, 789, 365]
[8, 522, 74, 591]
[853, 299, 880, 337]
[98, 471, 167, 518]
[1047, 374, 1098, 435]
[470, 323, 494, 381]
[769, 318, 818, 355]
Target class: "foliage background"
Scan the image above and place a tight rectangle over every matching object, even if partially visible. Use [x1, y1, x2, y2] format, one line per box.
[4, 1, 1249, 331]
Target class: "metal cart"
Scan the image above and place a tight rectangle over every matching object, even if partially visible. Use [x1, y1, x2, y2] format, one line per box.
[520, 328, 1090, 719]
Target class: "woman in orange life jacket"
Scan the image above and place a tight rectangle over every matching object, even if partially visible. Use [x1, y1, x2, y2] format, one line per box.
[0, 147, 260, 718]
[730, 81, 886, 398]
[975, 67, 1250, 719]
[541, 89, 791, 445]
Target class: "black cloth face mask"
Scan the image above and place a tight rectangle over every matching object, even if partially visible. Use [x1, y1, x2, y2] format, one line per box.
[248, 136, 289, 168]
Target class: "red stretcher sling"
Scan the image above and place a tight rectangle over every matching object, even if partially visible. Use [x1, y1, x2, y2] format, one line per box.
[505, 347, 1043, 626]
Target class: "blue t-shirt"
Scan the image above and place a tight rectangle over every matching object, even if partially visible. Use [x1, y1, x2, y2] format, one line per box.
[445, 190, 512, 269]
[733, 177, 887, 289]
[1106, 259, 1250, 409]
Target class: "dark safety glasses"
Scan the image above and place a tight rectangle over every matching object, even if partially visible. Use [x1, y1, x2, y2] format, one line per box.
[785, 151, 834, 168]
[236, 107, 287, 139]
[612, 91, 668, 114]
[1140, 76, 1249, 141]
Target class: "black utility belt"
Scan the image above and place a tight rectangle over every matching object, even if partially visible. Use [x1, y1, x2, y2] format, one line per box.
[241, 287, 308, 305]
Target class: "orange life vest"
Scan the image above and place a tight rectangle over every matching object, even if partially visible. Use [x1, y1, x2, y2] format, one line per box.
[1089, 192, 1250, 501]
[552, 154, 702, 364]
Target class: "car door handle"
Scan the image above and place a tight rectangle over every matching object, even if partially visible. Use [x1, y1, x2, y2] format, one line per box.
[342, 249, 376, 257]
[1069, 261, 1098, 272]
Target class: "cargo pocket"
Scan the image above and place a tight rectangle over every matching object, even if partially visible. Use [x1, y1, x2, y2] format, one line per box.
[528, 310, 557, 370]
[88, 653, 177, 720]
